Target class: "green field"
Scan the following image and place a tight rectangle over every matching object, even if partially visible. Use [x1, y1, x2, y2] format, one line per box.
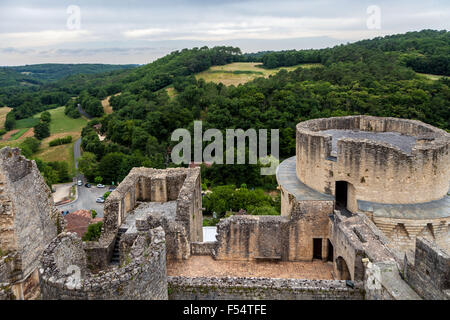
[8, 128, 29, 141]
[34, 106, 88, 135]
[0, 106, 88, 176]
[195, 62, 323, 86]
[15, 117, 39, 129]
[417, 73, 445, 81]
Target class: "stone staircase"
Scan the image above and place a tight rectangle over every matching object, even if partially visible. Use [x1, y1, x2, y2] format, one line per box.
[110, 228, 127, 265]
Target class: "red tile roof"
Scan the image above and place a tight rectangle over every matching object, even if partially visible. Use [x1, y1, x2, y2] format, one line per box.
[64, 210, 103, 238]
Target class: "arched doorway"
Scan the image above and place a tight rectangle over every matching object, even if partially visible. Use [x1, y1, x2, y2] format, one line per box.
[335, 256, 351, 280]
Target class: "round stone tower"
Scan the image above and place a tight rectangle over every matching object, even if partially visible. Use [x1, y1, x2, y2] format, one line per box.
[296, 116, 450, 210]
[278, 115, 450, 253]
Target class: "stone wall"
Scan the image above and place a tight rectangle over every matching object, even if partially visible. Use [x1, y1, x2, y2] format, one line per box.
[0, 148, 58, 280]
[214, 199, 334, 262]
[330, 210, 396, 281]
[372, 216, 450, 255]
[405, 238, 450, 300]
[133, 211, 190, 260]
[215, 215, 286, 261]
[0, 147, 60, 299]
[285, 200, 334, 261]
[168, 276, 364, 300]
[296, 116, 450, 205]
[39, 228, 168, 300]
[102, 167, 202, 260]
[191, 242, 216, 256]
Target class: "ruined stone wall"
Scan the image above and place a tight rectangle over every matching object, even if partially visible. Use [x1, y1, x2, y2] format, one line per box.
[285, 200, 334, 261]
[0, 148, 58, 281]
[372, 216, 450, 255]
[214, 215, 286, 261]
[214, 199, 334, 262]
[133, 211, 190, 260]
[330, 211, 422, 299]
[103, 167, 202, 247]
[330, 211, 397, 282]
[191, 242, 216, 256]
[175, 168, 203, 243]
[406, 238, 450, 300]
[168, 276, 364, 300]
[39, 228, 168, 300]
[296, 116, 450, 205]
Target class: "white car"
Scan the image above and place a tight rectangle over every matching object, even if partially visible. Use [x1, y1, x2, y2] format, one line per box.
[77, 180, 82, 186]
[97, 184, 105, 188]
[96, 197, 105, 203]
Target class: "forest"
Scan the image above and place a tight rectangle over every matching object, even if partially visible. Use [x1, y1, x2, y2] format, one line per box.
[1, 30, 449, 192]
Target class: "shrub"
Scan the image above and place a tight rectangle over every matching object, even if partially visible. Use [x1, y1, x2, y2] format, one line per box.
[203, 217, 220, 226]
[91, 209, 97, 219]
[94, 176, 103, 184]
[82, 222, 103, 241]
[103, 191, 111, 199]
[34, 122, 50, 140]
[49, 135, 72, 147]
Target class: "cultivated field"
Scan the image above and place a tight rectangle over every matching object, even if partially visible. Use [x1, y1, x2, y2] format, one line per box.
[0, 106, 87, 175]
[34, 107, 87, 135]
[195, 62, 323, 86]
[0, 106, 12, 129]
[417, 73, 445, 81]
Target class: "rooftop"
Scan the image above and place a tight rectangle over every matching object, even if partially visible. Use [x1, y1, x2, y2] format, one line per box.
[358, 194, 450, 219]
[276, 156, 334, 201]
[321, 129, 418, 156]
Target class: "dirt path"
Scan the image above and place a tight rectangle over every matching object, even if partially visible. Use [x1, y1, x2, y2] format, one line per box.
[20, 127, 34, 139]
[101, 93, 121, 114]
[1, 129, 18, 141]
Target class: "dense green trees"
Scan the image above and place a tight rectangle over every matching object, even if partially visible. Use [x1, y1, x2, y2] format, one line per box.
[4, 111, 16, 130]
[74, 37, 449, 189]
[35, 159, 71, 187]
[1, 34, 448, 190]
[260, 30, 450, 76]
[33, 111, 52, 140]
[19, 137, 41, 158]
[203, 184, 280, 218]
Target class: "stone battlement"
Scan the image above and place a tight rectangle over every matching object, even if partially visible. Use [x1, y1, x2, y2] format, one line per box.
[39, 228, 168, 300]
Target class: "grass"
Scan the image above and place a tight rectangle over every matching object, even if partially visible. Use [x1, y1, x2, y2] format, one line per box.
[15, 117, 39, 129]
[0, 107, 86, 176]
[34, 106, 88, 135]
[166, 86, 177, 99]
[195, 62, 323, 86]
[0, 107, 12, 129]
[417, 73, 445, 81]
[8, 128, 29, 141]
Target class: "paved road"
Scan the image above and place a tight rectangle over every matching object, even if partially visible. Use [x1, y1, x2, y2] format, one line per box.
[74, 138, 81, 171]
[77, 103, 93, 119]
[58, 183, 107, 217]
[57, 136, 107, 217]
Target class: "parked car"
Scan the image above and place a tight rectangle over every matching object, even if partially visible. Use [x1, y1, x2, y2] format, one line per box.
[96, 197, 105, 203]
[85, 183, 91, 188]
[108, 186, 116, 192]
[97, 184, 105, 188]
[77, 180, 82, 186]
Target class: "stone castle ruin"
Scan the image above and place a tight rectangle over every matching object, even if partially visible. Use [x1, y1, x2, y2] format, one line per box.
[0, 115, 449, 300]
[0, 148, 61, 299]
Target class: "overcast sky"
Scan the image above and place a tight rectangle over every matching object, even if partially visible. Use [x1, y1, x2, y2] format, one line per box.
[0, 0, 449, 66]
